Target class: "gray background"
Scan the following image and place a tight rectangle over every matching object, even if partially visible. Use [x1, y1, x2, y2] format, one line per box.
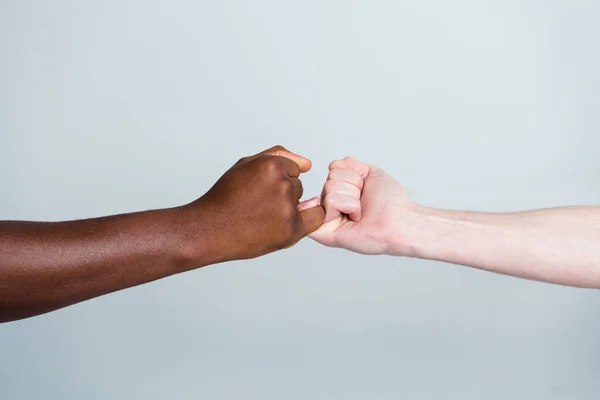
[1, 1, 599, 399]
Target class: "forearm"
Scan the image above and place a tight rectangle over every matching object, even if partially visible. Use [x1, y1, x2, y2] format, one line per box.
[0, 207, 210, 323]
[401, 206, 600, 288]
[0, 146, 323, 323]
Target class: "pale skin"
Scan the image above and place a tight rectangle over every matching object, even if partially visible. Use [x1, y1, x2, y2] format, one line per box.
[310, 157, 600, 288]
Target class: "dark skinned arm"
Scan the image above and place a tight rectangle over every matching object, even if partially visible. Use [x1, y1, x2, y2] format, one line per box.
[0, 146, 325, 323]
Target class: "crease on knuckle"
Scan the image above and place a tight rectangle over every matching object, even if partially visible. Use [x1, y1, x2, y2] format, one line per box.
[322, 193, 337, 208]
[258, 156, 281, 175]
[277, 179, 293, 197]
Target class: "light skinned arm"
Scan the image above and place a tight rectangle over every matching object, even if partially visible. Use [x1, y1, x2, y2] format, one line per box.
[0, 146, 324, 323]
[310, 157, 600, 288]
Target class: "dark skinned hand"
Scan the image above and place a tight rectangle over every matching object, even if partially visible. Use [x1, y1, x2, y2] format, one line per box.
[0, 145, 324, 322]
[181, 145, 325, 264]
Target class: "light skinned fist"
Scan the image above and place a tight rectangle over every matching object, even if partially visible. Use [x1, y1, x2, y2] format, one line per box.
[183, 146, 325, 264]
[309, 157, 418, 256]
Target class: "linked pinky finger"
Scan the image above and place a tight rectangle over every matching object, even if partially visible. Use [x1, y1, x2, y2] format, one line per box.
[297, 196, 320, 212]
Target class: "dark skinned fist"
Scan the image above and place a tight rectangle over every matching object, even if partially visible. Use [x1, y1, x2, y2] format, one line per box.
[181, 146, 325, 265]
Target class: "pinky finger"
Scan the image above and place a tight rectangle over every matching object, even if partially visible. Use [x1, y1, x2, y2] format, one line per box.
[297, 196, 320, 212]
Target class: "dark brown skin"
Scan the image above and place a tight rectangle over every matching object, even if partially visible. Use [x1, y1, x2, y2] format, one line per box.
[0, 146, 325, 323]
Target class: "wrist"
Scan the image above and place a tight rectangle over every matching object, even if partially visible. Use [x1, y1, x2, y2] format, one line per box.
[389, 206, 495, 262]
[384, 204, 442, 259]
[167, 203, 229, 271]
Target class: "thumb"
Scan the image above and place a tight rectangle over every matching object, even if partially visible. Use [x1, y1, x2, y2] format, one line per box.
[238, 145, 312, 173]
[235, 146, 312, 173]
[261, 145, 312, 173]
[298, 205, 326, 237]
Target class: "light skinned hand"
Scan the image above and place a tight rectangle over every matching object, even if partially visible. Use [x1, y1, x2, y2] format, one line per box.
[310, 156, 600, 289]
[309, 157, 418, 256]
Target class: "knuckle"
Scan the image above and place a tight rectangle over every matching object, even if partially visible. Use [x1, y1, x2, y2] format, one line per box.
[324, 180, 338, 193]
[322, 193, 336, 208]
[258, 156, 282, 175]
[351, 176, 363, 188]
[342, 157, 358, 167]
[281, 201, 297, 219]
[328, 159, 345, 171]
[277, 179, 293, 196]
